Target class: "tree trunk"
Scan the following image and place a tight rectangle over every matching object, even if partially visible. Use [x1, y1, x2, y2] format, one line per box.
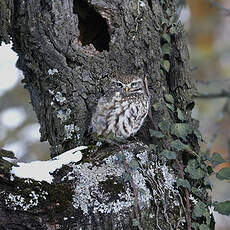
[0, 0, 214, 229]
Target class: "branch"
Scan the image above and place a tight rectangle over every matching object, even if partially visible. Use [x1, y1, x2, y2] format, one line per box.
[207, 0, 230, 16]
[195, 79, 230, 99]
[206, 99, 230, 153]
[195, 91, 230, 99]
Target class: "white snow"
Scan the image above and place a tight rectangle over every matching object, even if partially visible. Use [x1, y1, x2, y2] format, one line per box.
[10, 146, 87, 183]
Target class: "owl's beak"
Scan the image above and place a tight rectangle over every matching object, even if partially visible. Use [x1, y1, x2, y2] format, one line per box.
[125, 87, 129, 93]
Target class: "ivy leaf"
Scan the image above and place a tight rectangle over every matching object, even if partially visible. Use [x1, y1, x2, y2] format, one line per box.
[162, 60, 170, 72]
[213, 200, 230, 216]
[191, 187, 205, 199]
[200, 224, 211, 230]
[161, 18, 168, 25]
[152, 103, 162, 111]
[169, 26, 176, 34]
[194, 128, 203, 141]
[191, 223, 200, 230]
[166, 103, 175, 111]
[185, 159, 206, 180]
[116, 152, 125, 161]
[171, 123, 192, 141]
[166, 8, 171, 16]
[149, 129, 165, 138]
[164, 94, 174, 104]
[162, 43, 170, 55]
[210, 152, 226, 167]
[162, 33, 171, 43]
[176, 108, 185, 121]
[129, 159, 139, 170]
[216, 167, 230, 180]
[158, 120, 172, 134]
[132, 218, 141, 227]
[170, 139, 190, 151]
[177, 178, 191, 190]
[122, 172, 132, 182]
[192, 201, 208, 218]
[160, 150, 176, 159]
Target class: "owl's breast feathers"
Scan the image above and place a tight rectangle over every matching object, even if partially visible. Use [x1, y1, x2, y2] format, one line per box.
[91, 90, 150, 138]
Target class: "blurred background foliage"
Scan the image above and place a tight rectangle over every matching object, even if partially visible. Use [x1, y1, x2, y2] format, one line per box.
[0, 0, 230, 229]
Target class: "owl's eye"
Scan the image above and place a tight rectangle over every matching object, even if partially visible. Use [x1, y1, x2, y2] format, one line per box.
[131, 82, 138, 87]
[116, 82, 123, 88]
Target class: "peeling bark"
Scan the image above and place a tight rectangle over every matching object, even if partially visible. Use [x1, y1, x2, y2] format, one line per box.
[0, 0, 214, 229]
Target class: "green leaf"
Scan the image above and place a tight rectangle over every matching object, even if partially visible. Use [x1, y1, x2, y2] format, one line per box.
[158, 120, 172, 133]
[169, 26, 176, 34]
[116, 152, 125, 161]
[160, 150, 176, 159]
[129, 159, 139, 170]
[191, 223, 201, 230]
[160, 69, 164, 76]
[166, 8, 171, 16]
[170, 139, 190, 151]
[216, 167, 230, 180]
[177, 178, 191, 190]
[192, 201, 208, 218]
[149, 129, 165, 138]
[207, 165, 214, 175]
[176, 108, 185, 121]
[194, 128, 203, 141]
[132, 218, 140, 227]
[213, 200, 230, 216]
[210, 152, 226, 167]
[161, 18, 168, 25]
[162, 33, 171, 43]
[122, 172, 132, 182]
[185, 159, 206, 180]
[164, 94, 174, 104]
[171, 123, 192, 141]
[200, 224, 211, 230]
[162, 43, 170, 55]
[166, 103, 175, 111]
[162, 60, 170, 72]
[191, 187, 205, 199]
[152, 103, 162, 111]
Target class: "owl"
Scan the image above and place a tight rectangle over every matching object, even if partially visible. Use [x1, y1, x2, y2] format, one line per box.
[91, 74, 150, 138]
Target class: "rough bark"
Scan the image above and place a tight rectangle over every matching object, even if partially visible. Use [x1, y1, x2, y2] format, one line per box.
[0, 0, 214, 230]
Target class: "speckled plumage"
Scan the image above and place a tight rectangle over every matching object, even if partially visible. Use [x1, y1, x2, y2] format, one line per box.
[91, 75, 150, 138]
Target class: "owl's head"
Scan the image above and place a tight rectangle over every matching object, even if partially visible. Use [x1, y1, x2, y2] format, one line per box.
[110, 75, 145, 94]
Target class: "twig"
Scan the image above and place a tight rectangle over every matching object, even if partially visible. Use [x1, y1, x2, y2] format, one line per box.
[207, 0, 230, 16]
[195, 79, 230, 99]
[195, 90, 230, 99]
[196, 79, 230, 85]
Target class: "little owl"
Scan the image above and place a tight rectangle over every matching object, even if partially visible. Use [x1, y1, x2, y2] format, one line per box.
[91, 74, 150, 138]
